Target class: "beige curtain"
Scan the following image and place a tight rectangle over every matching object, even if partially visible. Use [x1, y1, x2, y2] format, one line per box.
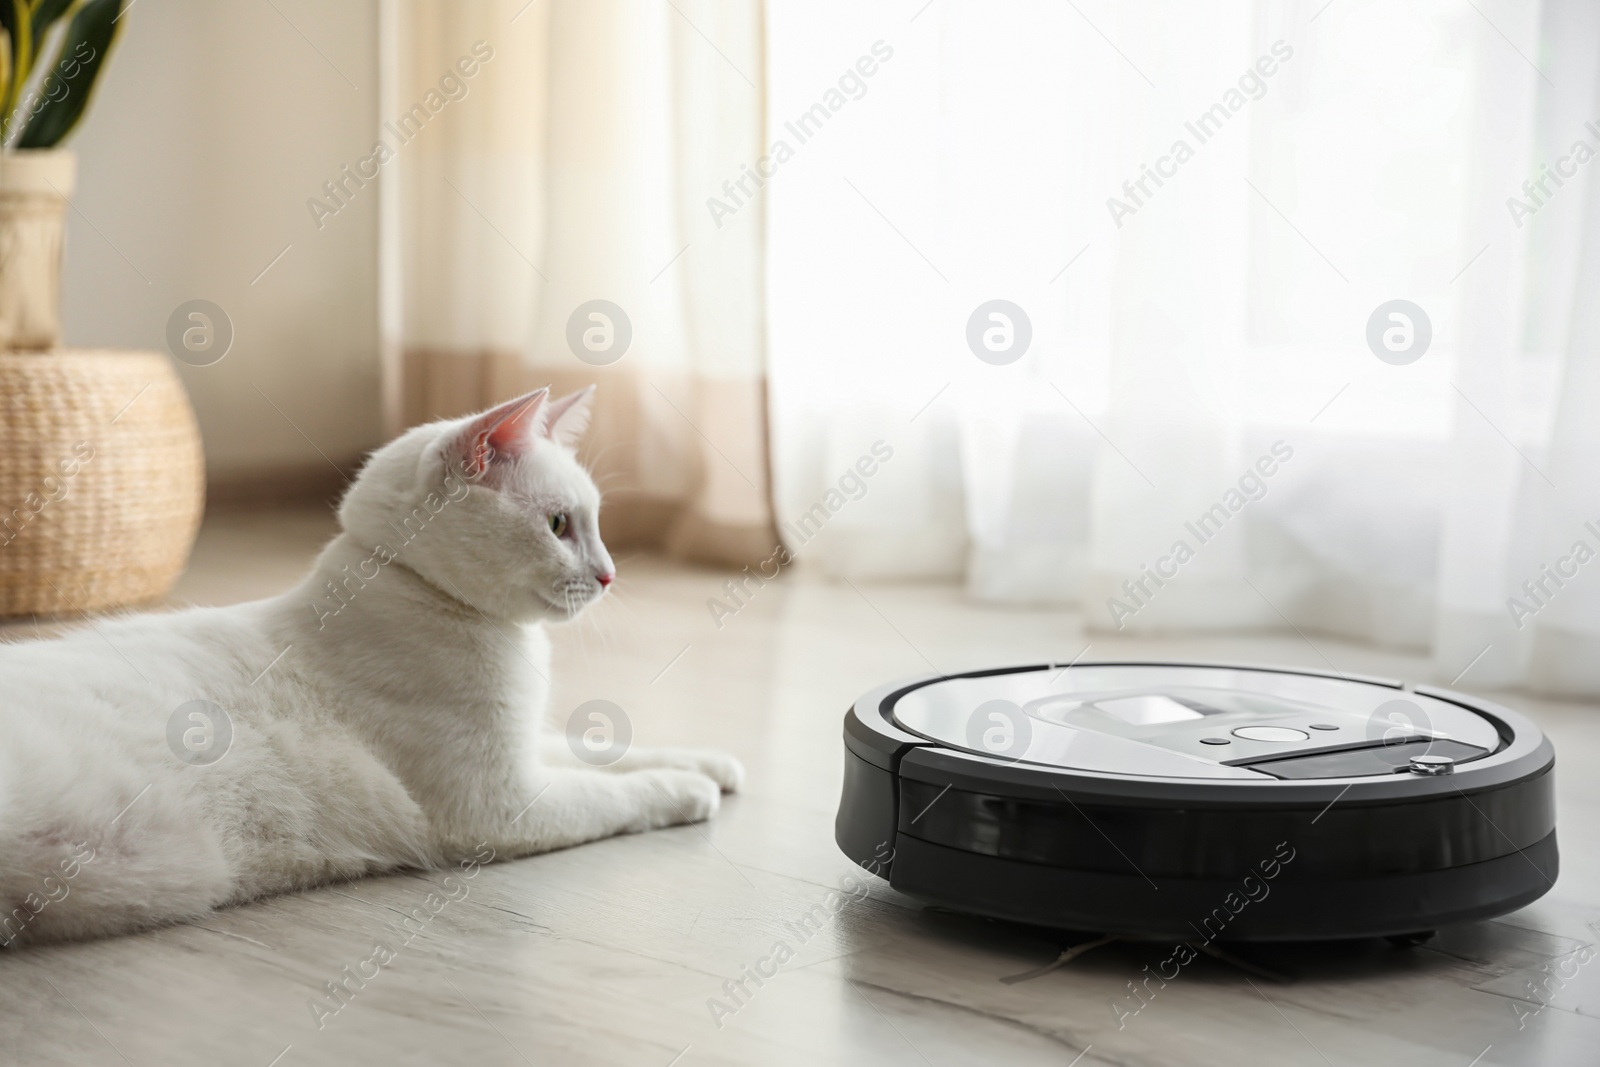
[379, 0, 773, 564]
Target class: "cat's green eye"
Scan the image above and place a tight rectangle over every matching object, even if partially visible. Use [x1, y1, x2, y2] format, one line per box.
[549, 513, 569, 537]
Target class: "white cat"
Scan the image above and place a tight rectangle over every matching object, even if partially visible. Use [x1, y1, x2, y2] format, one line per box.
[0, 386, 742, 947]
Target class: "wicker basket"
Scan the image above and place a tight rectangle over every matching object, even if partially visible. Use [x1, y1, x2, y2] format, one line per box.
[0, 350, 204, 616]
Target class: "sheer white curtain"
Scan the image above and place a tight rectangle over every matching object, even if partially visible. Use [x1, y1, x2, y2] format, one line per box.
[767, 0, 1600, 695]
[381, 0, 775, 565]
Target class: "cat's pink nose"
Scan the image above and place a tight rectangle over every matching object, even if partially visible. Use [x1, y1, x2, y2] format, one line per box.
[597, 572, 614, 589]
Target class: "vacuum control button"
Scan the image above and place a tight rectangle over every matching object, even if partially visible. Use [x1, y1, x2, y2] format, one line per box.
[1309, 723, 1339, 731]
[1408, 754, 1455, 776]
[1199, 737, 1231, 746]
[1233, 726, 1310, 742]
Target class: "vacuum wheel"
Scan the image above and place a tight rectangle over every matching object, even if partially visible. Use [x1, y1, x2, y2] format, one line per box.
[1385, 931, 1437, 949]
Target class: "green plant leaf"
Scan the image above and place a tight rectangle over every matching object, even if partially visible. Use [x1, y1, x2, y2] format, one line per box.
[16, 0, 122, 149]
[0, 1, 26, 61]
[0, 0, 34, 137]
[30, 0, 76, 54]
[0, 0, 19, 54]
[0, 29, 12, 133]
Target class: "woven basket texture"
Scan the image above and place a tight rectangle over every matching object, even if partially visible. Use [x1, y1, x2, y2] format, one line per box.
[0, 350, 204, 616]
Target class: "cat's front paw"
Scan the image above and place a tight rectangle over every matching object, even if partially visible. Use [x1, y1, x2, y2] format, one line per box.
[684, 749, 744, 794]
[635, 768, 722, 827]
[629, 747, 744, 793]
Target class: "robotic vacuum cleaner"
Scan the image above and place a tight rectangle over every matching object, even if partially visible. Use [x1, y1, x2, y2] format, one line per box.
[836, 662, 1557, 941]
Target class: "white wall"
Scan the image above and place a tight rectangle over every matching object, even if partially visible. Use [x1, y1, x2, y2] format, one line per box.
[61, 0, 382, 479]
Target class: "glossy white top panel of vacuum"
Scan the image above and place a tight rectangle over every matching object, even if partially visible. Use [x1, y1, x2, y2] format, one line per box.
[890, 665, 1498, 779]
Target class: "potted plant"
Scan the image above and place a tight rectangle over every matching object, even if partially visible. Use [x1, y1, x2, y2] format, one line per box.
[1, 0, 124, 349]
[0, 0, 204, 618]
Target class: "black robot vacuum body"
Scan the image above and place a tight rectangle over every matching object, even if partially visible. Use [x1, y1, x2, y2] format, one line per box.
[836, 663, 1557, 941]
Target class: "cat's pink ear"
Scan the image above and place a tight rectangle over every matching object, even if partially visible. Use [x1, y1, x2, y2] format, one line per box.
[457, 388, 549, 479]
[541, 386, 596, 448]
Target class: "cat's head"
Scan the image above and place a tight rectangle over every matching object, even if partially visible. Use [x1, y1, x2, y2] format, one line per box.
[339, 387, 615, 622]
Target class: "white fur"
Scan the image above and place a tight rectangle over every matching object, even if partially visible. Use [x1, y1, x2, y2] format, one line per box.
[0, 387, 742, 947]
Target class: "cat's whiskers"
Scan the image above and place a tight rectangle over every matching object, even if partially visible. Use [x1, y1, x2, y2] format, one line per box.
[584, 587, 617, 650]
[599, 581, 638, 623]
[583, 437, 634, 470]
[565, 585, 613, 670]
[589, 595, 615, 657]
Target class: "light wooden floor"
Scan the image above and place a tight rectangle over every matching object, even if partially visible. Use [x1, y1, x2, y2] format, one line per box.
[3, 507, 1599, 1066]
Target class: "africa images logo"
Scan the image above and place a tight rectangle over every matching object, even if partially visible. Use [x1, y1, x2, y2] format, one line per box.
[705, 41, 895, 228]
[1106, 441, 1294, 629]
[1105, 40, 1294, 228]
